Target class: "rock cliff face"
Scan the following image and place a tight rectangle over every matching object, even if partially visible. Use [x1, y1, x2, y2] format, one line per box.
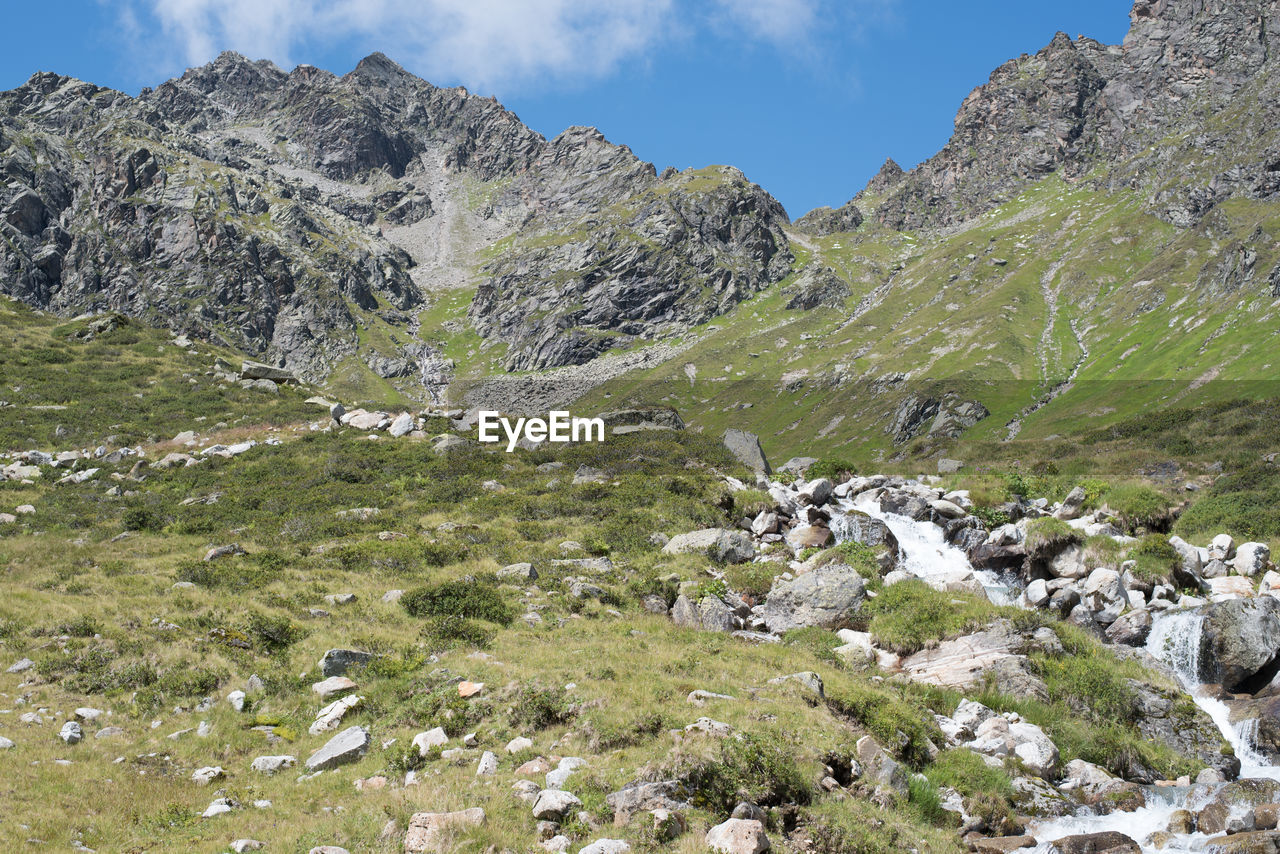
[0, 52, 791, 382]
[857, 0, 1280, 230]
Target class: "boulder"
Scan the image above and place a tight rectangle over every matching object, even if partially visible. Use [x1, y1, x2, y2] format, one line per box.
[722, 429, 771, 475]
[388, 412, 415, 437]
[784, 524, 833, 551]
[240, 360, 297, 383]
[855, 735, 907, 794]
[1236, 543, 1273, 578]
[1055, 486, 1087, 520]
[605, 780, 689, 822]
[318, 648, 375, 677]
[1209, 534, 1237, 561]
[1197, 597, 1280, 691]
[251, 755, 296, 774]
[760, 563, 866, 633]
[1105, 610, 1153, 646]
[305, 726, 370, 771]
[532, 789, 582, 821]
[404, 808, 486, 853]
[662, 529, 755, 563]
[578, 841, 630, 854]
[829, 511, 900, 556]
[1081, 568, 1126, 624]
[705, 818, 770, 854]
[1046, 831, 1139, 854]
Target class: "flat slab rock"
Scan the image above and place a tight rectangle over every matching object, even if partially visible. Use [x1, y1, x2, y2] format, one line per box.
[404, 807, 485, 853]
[305, 726, 370, 771]
[898, 626, 1023, 690]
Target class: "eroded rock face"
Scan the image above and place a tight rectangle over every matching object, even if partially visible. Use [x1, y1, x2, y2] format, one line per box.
[859, 1, 1280, 232]
[0, 53, 792, 383]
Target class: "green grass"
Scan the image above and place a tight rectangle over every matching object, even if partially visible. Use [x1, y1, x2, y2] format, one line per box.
[863, 581, 1006, 655]
[0, 298, 317, 450]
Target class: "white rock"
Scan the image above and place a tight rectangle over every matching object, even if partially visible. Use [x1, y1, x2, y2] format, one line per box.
[191, 766, 225, 785]
[59, 721, 83, 744]
[532, 789, 582, 821]
[1209, 534, 1236, 561]
[251, 755, 296, 775]
[578, 841, 630, 854]
[705, 818, 770, 854]
[201, 798, 236, 818]
[1235, 543, 1271, 577]
[476, 751, 498, 776]
[227, 690, 247, 712]
[413, 727, 449, 756]
[310, 694, 363, 736]
[506, 736, 534, 754]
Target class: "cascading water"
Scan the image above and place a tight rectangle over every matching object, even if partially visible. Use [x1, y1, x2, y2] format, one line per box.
[840, 492, 1020, 606]
[1146, 610, 1280, 781]
[799, 479, 1279, 850]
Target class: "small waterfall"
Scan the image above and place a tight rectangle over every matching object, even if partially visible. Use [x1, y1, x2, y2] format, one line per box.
[1146, 611, 1280, 781]
[842, 493, 1019, 605]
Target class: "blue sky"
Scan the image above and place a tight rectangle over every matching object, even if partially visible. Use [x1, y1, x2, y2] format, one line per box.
[1, 1, 1130, 217]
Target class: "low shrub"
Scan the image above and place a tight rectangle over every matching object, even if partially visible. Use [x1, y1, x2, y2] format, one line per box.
[400, 580, 514, 626]
[508, 683, 573, 731]
[1126, 534, 1179, 582]
[683, 731, 814, 815]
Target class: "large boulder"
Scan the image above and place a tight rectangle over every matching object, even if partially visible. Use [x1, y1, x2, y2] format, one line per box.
[722, 429, 771, 475]
[705, 818, 770, 854]
[318, 648, 375, 677]
[1047, 831, 1139, 853]
[855, 735, 908, 794]
[1198, 597, 1280, 692]
[830, 511, 899, 554]
[305, 726, 370, 771]
[760, 563, 866, 633]
[663, 529, 755, 563]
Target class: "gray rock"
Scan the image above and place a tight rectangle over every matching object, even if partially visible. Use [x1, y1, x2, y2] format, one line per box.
[855, 735, 907, 794]
[388, 412, 415, 437]
[1197, 597, 1280, 691]
[1056, 486, 1087, 520]
[662, 529, 754, 563]
[251, 755, 297, 774]
[497, 562, 538, 580]
[59, 721, 83, 744]
[318, 648, 376, 678]
[305, 726, 371, 771]
[722, 429, 771, 475]
[1105, 609, 1153, 646]
[760, 563, 866, 633]
[532, 789, 582, 821]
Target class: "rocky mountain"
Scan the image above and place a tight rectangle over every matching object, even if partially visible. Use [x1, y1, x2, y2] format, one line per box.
[0, 52, 790, 388]
[3, 0, 1280, 458]
[828, 0, 1280, 231]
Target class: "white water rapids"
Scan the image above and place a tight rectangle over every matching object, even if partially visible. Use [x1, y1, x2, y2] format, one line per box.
[823, 491, 1279, 851]
[845, 492, 1020, 605]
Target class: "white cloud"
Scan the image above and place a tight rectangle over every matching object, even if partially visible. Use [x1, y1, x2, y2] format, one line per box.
[713, 0, 819, 46]
[127, 0, 892, 92]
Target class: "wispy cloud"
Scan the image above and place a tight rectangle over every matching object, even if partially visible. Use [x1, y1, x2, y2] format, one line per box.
[124, 0, 892, 93]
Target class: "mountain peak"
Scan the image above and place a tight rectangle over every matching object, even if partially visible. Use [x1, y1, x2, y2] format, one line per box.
[348, 52, 416, 87]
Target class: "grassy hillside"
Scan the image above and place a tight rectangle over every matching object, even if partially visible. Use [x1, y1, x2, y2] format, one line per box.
[0, 369, 1213, 851]
[0, 297, 317, 451]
